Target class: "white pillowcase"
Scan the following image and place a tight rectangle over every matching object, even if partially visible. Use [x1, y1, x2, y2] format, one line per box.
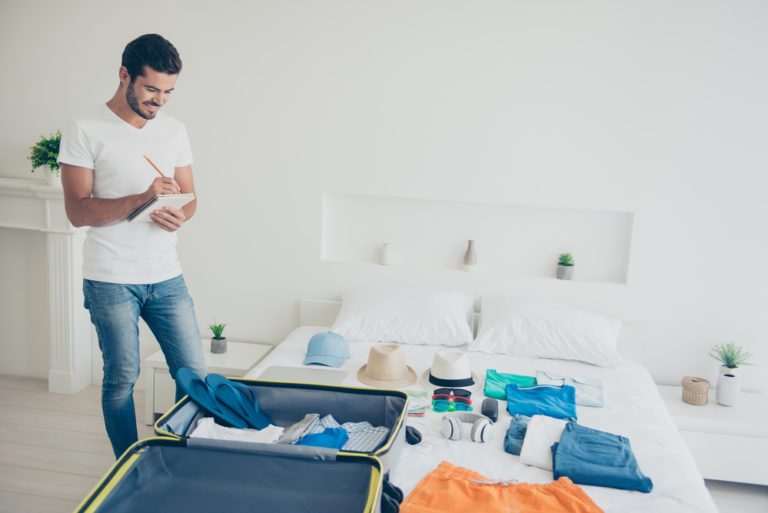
[330, 288, 474, 346]
[472, 296, 623, 367]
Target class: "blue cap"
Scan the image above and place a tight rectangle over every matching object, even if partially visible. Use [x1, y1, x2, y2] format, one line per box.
[303, 331, 350, 368]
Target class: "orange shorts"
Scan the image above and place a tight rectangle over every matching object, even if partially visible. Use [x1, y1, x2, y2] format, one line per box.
[400, 462, 604, 513]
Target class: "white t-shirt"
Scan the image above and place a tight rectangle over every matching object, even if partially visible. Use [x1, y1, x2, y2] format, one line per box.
[57, 104, 194, 284]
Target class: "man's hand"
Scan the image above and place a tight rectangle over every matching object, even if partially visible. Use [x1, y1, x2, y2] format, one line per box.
[150, 206, 186, 232]
[144, 177, 181, 198]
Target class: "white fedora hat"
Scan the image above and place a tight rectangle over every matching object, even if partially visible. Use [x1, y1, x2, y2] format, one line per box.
[420, 351, 480, 391]
[357, 344, 417, 389]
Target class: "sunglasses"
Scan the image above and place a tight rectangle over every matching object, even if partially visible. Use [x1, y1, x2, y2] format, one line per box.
[432, 399, 474, 412]
[432, 394, 472, 404]
[433, 388, 472, 399]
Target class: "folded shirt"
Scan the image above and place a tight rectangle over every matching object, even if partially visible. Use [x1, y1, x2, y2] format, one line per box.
[296, 427, 349, 449]
[552, 422, 653, 493]
[536, 371, 604, 408]
[303, 414, 391, 452]
[503, 414, 531, 456]
[519, 415, 567, 471]
[189, 417, 284, 443]
[506, 384, 577, 421]
[484, 369, 537, 400]
[277, 413, 320, 445]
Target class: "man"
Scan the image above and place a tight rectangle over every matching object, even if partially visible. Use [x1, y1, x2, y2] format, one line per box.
[57, 34, 206, 458]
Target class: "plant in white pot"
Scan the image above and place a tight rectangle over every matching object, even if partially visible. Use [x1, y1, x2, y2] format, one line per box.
[709, 342, 752, 406]
[209, 322, 228, 354]
[556, 252, 574, 280]
[28, 130, 62, 186]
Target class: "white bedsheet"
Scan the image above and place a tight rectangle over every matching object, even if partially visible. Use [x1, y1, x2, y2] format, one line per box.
[245, 326, 717, 513]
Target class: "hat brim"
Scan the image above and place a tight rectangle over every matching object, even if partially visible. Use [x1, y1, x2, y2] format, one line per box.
[419, 368, 482, 393]
[303, 355, 347, 368]
[356, 364, 418, 389]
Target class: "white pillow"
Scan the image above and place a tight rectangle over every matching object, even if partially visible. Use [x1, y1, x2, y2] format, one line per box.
[330, 288, 474, 346]
[472, 296, 623, 367]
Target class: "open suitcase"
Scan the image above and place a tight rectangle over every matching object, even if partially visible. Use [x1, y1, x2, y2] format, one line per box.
[74, 437, 383, 513]
[154, 378, 409, 472]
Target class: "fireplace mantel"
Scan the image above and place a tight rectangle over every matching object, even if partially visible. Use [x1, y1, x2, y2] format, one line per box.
[0, 177, 91, 394]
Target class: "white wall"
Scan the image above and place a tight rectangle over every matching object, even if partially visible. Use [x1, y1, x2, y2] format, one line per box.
[1, 0, 766, 391]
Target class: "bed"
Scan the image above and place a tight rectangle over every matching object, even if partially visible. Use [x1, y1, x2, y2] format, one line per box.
[244, 300, 717, 513]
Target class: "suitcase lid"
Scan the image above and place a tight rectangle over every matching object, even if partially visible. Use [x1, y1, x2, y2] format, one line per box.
[76, 437, 383, 513]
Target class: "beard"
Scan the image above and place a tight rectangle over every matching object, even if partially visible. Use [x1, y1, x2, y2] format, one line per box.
[126, 81, 157, 120]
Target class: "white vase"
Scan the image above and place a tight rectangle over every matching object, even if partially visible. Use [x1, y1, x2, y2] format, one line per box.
[462, 240, 478, 271]
[41, 165, 61, 188]
[719, 365, 738, 377]
[716, 372, 740, 406]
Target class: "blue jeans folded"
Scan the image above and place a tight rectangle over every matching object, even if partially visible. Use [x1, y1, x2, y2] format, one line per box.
[503, 414, 531, 455]
[84, 275, 206, 458]
[552, 422, 653, 493]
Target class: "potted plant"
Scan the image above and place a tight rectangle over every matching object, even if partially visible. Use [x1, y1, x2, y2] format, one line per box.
[709, 342, 752, 377]
[210, 322, 227, 354]
[709, 342, 752, 407]
[28, 130, 62, 186]
[556, 252, 574, 280]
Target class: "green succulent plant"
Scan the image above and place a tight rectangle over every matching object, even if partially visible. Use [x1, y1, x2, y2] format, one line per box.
[209, 323, 227, 339]
[28, 131, 62, 174]
[558, 252, 574, 266]
[709, 342, 752, 369]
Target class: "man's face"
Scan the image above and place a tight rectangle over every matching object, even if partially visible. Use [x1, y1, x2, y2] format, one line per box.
[124, 66, 178, 120]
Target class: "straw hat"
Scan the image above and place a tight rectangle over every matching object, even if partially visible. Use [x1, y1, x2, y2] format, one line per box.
[357, 344, 417, 389]
[420, 351, 481, 391]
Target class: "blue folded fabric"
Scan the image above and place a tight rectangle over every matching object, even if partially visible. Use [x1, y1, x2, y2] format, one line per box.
[296, 427, 349, 449]
[205, 374, 273, 430]
[506, 384, 577, 420]
[176, 368, 247, 429]
[503, 414, 531, 456]
[552, 422, 653, 493]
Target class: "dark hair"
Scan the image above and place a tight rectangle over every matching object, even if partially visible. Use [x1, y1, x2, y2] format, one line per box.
[121, 34, 182, 81]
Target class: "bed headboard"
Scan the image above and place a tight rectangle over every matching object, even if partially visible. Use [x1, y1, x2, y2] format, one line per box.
[299, 298, 481, 334]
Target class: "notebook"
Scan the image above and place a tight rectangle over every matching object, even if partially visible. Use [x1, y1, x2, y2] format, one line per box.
[256, 366, 347, 385]
[127, 193, 196, 222]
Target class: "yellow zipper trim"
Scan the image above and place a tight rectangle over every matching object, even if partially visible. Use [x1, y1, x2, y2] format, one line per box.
[76, 437, 171, 512]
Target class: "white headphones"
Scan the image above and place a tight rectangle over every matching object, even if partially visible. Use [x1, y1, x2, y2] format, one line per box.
[440, 412, 493, 443]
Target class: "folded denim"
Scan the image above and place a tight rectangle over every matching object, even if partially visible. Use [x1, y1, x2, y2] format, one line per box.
[552, 422, 653, 493]
[503, 414, 531, 456]
[506, 384, 577, 420]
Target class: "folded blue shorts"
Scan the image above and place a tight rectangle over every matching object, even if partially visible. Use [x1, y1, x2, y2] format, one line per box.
[503, 414, 531, 456]
[506, 384, 577, 420]
[552, 422, 653, 493]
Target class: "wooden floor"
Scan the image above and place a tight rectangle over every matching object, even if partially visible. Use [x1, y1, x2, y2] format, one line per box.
[0, 375, 766, 513]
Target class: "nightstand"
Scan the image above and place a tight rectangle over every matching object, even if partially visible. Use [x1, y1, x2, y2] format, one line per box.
[143, 340, 273, 425]
[657, 384, 768, 485]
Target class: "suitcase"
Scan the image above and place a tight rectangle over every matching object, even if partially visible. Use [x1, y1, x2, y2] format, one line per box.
[75, 437, 383, 513]
[155, 378, 409, 472]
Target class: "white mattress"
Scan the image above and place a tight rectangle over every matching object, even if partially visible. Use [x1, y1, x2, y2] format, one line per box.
[246, 326, 717, 513]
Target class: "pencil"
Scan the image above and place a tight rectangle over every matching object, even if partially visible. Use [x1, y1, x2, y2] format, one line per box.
[143, 155, 166, 178]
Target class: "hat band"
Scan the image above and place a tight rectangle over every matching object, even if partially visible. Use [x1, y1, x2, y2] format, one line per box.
[429, 373, 474, 388]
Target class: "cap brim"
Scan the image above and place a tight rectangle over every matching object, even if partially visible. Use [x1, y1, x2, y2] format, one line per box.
[356, 365, 418, 389]
[303, 355, 347, 368]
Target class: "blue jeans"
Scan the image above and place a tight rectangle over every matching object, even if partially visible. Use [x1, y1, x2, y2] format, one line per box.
[83, 275, 207, 458]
